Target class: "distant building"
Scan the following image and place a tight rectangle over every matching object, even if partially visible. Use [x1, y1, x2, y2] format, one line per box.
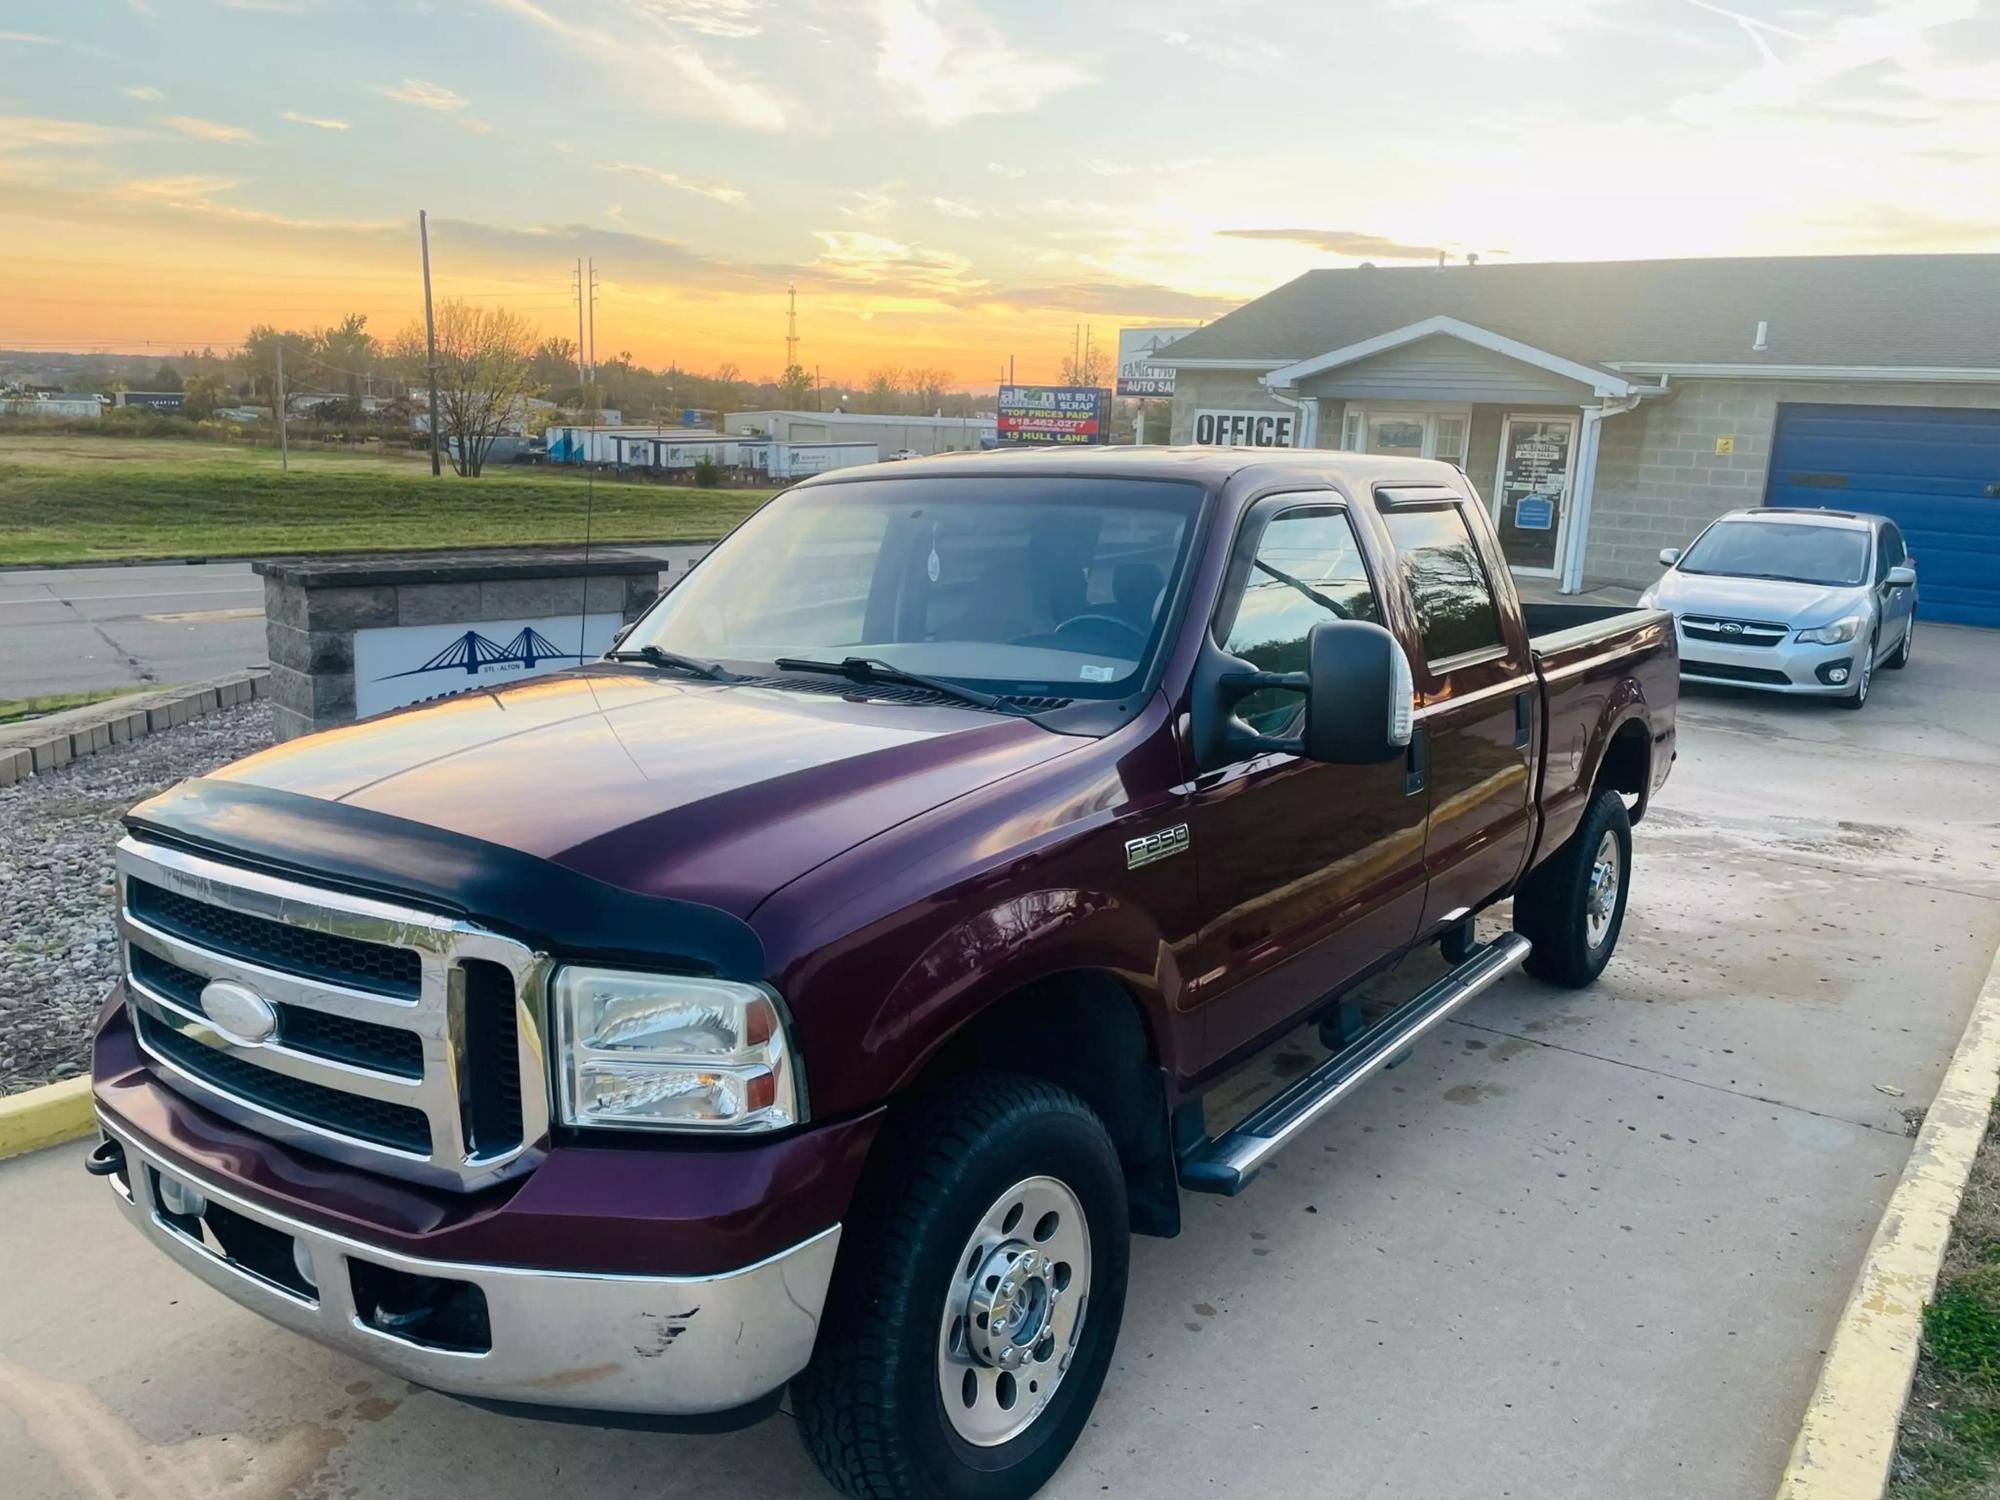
[724, 409, 996, 456]
[1, 394, 103, 420]
[114, 390, 185, 411]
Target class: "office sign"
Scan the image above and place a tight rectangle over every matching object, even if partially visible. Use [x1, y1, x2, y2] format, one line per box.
[1192, 408, 1296, 448]
[997, 385, 1109, 445]
[1115, 327, 1196, 398]
[354, 612, 624, 717]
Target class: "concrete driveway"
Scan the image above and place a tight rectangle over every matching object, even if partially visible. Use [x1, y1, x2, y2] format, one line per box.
[2, 626, 1996, 1500]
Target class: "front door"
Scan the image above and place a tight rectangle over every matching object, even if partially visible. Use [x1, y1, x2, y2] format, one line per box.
[1187, 498, 1431, 1069]
[1492, 414, 1578, 576]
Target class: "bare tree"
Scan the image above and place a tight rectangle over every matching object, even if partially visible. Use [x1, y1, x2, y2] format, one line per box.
[393, 302, 537, 477]
[905, 365, 953, 415]
[861, 366, 903, 414]
[1059, 345, 1109, 388]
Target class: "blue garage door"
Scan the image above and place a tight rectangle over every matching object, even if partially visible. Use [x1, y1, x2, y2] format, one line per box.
[1767, 403, 2000, 628]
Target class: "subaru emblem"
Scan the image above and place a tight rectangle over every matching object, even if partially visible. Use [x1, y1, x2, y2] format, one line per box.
[199, 979, 280, 1046]
[1719, 621, 1743, 636]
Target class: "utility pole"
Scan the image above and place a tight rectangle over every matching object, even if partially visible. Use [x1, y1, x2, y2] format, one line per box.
[1083, 325, 1093, 383]
[573, 258, 587, 412]
[420, 210, 441, 477]
[1072, 325, 1080, 381]
[275, 341, 289, 472]
[587, 259, 599, 380]
[814, 364, 821, 411]
[785, 282, 799, 375]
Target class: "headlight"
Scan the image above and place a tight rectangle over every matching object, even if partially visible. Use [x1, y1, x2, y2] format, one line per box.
[553, 968, 803, 1133]
[1796, 615, 1862, 645]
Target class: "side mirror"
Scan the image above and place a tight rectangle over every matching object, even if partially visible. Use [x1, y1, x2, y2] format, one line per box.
[1302, 621, 1415, 764]
[1193, 620, 1414, 771]
[1659, 547, 1682, 567]
[1886, 564, 1916, 588]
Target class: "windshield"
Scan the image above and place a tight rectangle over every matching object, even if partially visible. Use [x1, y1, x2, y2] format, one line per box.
[623, 476, 1204, 700]
[1676, 519, 1870, 587]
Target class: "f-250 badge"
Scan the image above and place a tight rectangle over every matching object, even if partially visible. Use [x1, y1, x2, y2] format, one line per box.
[1124, 824, 1190, 870]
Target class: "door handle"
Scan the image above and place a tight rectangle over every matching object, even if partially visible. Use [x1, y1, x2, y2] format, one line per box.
[1403, 726, 1429, 797]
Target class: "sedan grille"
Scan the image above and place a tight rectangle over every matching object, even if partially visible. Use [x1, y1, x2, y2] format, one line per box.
[1678, 616, 1789, 649]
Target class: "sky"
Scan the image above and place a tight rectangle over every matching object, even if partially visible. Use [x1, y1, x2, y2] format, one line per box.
[2, 0, 1998, 386]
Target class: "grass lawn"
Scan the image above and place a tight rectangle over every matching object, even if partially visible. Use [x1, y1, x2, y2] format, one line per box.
[0, 435, 773, 565]
[0, 685, 152, 725]
[1891, 1099, 2000, 1499]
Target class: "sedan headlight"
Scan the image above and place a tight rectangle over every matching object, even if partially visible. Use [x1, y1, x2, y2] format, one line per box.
[1796, 614, 1863, 645]
[554, 968, 803, 1133]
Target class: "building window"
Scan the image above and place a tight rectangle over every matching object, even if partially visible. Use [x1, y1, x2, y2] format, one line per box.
[1337, 407, 1471, 461]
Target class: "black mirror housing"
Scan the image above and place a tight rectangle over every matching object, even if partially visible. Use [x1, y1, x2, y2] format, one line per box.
[1302, 620, 1415, 764]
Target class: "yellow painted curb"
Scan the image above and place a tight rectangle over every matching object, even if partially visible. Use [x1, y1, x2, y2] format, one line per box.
[1775, 937, 2000, 1500]
[0, 1076, 94, 1162]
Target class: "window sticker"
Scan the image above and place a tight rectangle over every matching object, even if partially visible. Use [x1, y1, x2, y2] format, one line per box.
[1079, 663, 1117, 682]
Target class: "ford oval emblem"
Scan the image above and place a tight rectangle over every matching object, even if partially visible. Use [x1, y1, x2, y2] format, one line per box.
[200, 979, 280, 1046]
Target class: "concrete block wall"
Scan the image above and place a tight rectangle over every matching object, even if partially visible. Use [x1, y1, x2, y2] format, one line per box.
[1582, 378, 2000, 586]
[265, 567, 662, 741]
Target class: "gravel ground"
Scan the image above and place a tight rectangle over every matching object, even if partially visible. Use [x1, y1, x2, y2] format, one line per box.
[0, 703, 275, 1094]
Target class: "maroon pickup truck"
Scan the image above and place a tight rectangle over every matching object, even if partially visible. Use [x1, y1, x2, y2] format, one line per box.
[87, 448, 1675, 1499]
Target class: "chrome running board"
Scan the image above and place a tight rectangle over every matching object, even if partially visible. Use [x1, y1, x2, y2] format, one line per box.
[1180, 934, 1531, 1196]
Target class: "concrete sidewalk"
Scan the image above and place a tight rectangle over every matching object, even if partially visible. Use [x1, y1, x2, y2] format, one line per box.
[1, 627, 1995, 1499]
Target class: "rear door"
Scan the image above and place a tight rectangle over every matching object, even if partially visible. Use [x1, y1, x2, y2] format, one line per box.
[1187, 495, 1430, 1066]
[1376, 492, 1537, 937]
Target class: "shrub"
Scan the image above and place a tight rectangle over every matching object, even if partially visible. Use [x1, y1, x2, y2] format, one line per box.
[693, 455, 720, 488]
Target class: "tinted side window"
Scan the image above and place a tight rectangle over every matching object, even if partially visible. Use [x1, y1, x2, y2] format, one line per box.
[1879, 524, 1905, 574]
[1380, 506, 1505, 664]
[1218, 508, 1381, 732]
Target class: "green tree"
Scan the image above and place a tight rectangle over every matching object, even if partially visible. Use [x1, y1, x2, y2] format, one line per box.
[390, 301, 538, 477]
[150, 362, 183, 393]
[778, 363, 812, 408]
[314, 312, 376, 411]
[182, 372, 229, 420]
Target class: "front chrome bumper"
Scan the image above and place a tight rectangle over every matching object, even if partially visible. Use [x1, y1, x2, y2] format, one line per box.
[98, 1119, 840, 1416]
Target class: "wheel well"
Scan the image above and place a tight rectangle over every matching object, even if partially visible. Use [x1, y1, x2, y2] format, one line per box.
[1595, 718, 1652, 823]
[905, 971, 1181, 1238]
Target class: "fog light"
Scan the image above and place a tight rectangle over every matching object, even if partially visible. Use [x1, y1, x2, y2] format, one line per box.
[156, 1175, 207, 1219]
[1827, 667, 1849, 684]
[292, 1238, 318, 1293]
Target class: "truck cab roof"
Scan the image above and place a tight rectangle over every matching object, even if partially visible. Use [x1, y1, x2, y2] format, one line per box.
[799, 444, 1462, 495]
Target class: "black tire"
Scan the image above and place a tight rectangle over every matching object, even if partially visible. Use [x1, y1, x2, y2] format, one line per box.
[1886, 615, 1914, 670]
[793, 1074, 1130, 1500]
[1513, 787, 1632, 988]
[1838, 634, 1876, 709]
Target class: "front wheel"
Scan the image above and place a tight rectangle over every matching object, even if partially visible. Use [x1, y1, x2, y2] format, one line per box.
[1886, 614, 1914, 670]
[1838, 634, 1876, 709]
[1513, 787, 1632, 987]
[793, 1075, 1129, 1500]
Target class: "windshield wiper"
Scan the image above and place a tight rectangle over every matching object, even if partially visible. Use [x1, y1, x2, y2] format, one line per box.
[773, 655, 1012, 712]
[605, 644, 744, 682]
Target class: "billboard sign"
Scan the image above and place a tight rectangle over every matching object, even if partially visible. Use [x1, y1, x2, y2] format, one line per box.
[1115, 327, 1196, 398]
[996, 385, 1109, 445]
[1191, 408, 1297, 447]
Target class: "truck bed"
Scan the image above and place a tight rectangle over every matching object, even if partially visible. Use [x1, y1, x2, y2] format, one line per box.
[1524, 602, 1679, 864]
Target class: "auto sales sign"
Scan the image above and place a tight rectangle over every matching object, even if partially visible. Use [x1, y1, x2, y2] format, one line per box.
[1192, 408, 1296, 447]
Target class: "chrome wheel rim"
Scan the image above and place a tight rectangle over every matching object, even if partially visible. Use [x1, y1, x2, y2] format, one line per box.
[1857, 649, 1872, 701]
[1585, 831, 1621, 950]
[936, 1175, 1091, 1447]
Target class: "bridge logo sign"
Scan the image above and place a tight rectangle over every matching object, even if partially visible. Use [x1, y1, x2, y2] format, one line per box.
[353, 612, 624, 717]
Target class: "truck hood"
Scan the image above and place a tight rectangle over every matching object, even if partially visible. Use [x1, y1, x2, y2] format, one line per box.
[213, 668, 1080, 917]
[1648, 569, 1865, 626]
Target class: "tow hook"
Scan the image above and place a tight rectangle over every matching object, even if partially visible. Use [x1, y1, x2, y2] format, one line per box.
[84, 1138, 126, 1177]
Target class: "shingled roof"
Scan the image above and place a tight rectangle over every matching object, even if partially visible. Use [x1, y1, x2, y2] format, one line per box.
[1156, 254, 2000, 371]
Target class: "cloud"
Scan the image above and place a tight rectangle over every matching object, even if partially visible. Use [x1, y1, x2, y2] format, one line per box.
[481, 0, 790, 130]
[1217, 227, 1448, 260]
[280, 109, 350, 131]
[124, 85, 164, 101]
[986, 162, 1026, 179]
[160, 115, 257, 142]
[1160, 28, 1280, 70]
[640, 0, 767, 38]
[809, 229, 979, 294]
[0, 30, 57, 44]
[377, 78, 471, 112]
[930, 197, 983, 219]
[212, 0, 314, 10]
[117, 173, 245, 203]
[871, 0, 1091, 124]
[968, 281, 1239, 319]
[838, 187, 898, 222]
[0, 116, 140, 149]
[596, 161, 749, 207]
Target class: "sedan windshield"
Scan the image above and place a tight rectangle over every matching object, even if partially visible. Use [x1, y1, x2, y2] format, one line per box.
[1677, 519, 1870, 587]
[622, 476, 1204, 700]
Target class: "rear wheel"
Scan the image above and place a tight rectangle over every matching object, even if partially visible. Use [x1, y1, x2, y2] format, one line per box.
[793, 1075, 1129, 1500]
[1513, 788, 1632, 988]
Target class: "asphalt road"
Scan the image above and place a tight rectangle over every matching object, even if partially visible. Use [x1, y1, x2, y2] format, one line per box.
[2, 627, 1997, 1500]
[0, 549, 715, 702]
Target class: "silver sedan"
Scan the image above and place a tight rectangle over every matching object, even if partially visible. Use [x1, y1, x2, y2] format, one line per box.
[1637, 508, 1917, 709]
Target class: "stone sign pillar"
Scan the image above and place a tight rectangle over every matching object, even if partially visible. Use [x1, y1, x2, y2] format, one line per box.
[255, 549, 665, 740]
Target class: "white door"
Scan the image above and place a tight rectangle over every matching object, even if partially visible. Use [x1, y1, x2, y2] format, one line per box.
[1492, 414, 1579, 576]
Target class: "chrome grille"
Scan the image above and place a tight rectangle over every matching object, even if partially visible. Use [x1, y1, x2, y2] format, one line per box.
[1678, 615, 1789, 649]
[116, 836, 550, 1191]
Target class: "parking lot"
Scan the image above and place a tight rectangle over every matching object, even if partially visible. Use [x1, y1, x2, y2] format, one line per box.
[2, 624, 1996, 1500]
